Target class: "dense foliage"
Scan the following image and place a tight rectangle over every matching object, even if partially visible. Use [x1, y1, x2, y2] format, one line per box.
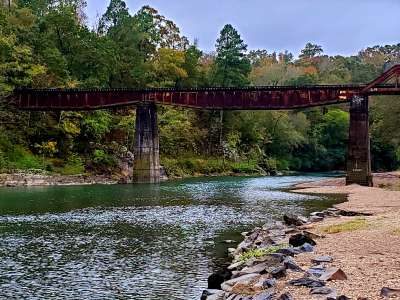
[0, 0, 399, 176]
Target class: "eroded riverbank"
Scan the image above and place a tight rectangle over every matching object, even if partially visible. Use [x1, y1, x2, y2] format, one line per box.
[203, 172, 400, 299]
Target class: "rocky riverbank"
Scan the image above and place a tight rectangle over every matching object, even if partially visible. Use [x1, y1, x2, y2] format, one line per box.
[202, 172, 400, 300]
[0, 171, 118, 187]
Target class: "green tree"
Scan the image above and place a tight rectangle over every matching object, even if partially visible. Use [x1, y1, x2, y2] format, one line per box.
[299, 43, 323, 59]
[97, 0, 129, 34]
[213, 24, 251, 87]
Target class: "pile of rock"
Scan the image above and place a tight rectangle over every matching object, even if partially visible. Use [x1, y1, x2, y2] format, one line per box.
[202, 212, 353, 300]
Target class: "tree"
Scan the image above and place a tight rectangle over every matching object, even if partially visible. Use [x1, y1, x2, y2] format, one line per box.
[213, 24, 251, 87]
[299, 43, 323, 59]
[97, 0, 129, 34]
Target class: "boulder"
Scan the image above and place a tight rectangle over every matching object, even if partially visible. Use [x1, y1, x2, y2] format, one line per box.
[277, 292, 294, 300]
[303, 230, 324, 240]
[296, 242, 314, 253]
[277, 247, 300, 257]
[262, 278, 276, 288]
[233, 262, 268, 277]
[289, 233, 316, 247]
[288, 277, 325, 288]
[380, 287, 400, 297]
[208, 268, 232, 289]
[283, 257, 303, 272]
[252, 289, 275, 300]
[319, 267, 347, 281]
[310, 287, 336, 295]
[228, 261, 245, 271]
[312, 255, 333, 264]
[220, 273, 259, 292]
[307, 265, 326, 278]
[270, 265, 286, 279]
[337, 296, 351, 300]
[200, 289, 226, 300]
[283, 214, 307, 226]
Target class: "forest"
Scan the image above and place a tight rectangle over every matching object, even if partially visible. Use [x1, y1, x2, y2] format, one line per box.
[1, 0, 400, 178]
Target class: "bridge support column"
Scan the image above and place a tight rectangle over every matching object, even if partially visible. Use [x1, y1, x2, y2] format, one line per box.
[346, 96, 373, 186]
[132, 103, 160, 183]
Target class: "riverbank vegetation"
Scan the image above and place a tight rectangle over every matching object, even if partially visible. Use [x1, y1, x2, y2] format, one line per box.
[1, 0, 400, 177]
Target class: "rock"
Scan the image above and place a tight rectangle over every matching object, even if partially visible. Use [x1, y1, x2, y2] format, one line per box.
[289, 233, 316, 247]
[283, 257, 303, 272]
[253, 289, 275, 300]
[262, 278, 276, 288]
[270, 265, 287, 279]
[310, 287, 336, 295]
[277, 247, 300, 256]
[303, 230, 325, 240]
[220, 273, 260, 293]
[277, 293, 294, 300]
[283, 214, 307, 226]
[296, 242, 314, 253]
[307, 265, 326, 278]
[337, 296, 351, 300]
[312, 255, 333, 264]
[234, 262, 268, 277]
[269, 253, 286, 262]
[208, 268, 232, 289]
[338, 210, 372, 216]
[226, 294, 251, 300]
[245, 254, 282, 269]
[309, 215, 324, 223]
[201, 289, 226, 300]
[319, 267, 347, 281]
[310, 211, 326, 217]
[288, 277, 325, 288]
[228, 261, 244, 271]
[380, 287, 400, 297]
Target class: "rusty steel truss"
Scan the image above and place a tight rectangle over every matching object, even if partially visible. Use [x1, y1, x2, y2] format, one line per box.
[14, 65, 400, 111]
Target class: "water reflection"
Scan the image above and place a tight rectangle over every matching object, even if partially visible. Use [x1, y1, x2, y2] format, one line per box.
[0, 174, 343, 299]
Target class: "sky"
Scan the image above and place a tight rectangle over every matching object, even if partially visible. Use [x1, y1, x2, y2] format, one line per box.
[85, 0, 400, 57]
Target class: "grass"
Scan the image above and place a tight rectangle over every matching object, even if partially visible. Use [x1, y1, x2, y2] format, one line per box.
[392, 228, 400, 236]
[321, 218, 368, 234]
[238, 244, 288, 262]
[161, 156, 260, 177]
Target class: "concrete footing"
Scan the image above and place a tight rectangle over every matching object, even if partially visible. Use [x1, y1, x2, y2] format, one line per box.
[132, 103, 160, 183]
[346, 96, 373, 186]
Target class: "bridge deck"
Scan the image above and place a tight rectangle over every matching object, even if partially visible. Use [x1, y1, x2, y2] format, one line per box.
[13, 65, 400, 111]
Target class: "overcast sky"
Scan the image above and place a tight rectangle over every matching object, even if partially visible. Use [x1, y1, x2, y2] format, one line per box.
[86, 0, 400, 57]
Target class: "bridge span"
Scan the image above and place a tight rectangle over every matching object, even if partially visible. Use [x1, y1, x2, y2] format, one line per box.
[13, 65, 400, 185]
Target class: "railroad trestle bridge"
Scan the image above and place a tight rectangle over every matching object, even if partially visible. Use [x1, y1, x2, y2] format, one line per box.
[14, 65, 400, 185]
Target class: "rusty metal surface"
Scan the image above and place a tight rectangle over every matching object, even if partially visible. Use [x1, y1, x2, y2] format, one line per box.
[13, 65, 400, 111]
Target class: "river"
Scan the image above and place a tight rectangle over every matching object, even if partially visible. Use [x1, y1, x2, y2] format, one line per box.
[0, 174, 343, 299]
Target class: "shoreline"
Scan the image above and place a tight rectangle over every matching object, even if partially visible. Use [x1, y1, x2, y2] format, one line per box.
[0, 170, 298, 187]
[203, 172, 400, 300]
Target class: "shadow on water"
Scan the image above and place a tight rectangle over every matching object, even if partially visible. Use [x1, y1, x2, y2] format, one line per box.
[0, 173, 345, 299]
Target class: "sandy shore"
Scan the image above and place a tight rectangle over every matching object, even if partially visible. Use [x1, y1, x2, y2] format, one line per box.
[282, 172, 400, 299]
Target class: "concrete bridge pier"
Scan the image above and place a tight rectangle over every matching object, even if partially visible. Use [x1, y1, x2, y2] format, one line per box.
[346, 96, 373, 186]
[132, 103, 161, 183]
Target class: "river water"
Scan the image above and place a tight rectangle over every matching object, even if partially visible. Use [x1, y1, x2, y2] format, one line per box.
[0, 174, 343, 300]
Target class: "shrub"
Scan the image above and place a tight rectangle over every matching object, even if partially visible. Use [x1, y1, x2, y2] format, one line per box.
[238, 244, 288, 262]
[91, 149, 116, 172]
[61, 155, 85, 175]
[6, 145, 42, 170]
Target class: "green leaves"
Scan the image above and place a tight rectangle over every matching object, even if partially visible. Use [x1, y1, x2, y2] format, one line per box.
[214, 24, 251, 87]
